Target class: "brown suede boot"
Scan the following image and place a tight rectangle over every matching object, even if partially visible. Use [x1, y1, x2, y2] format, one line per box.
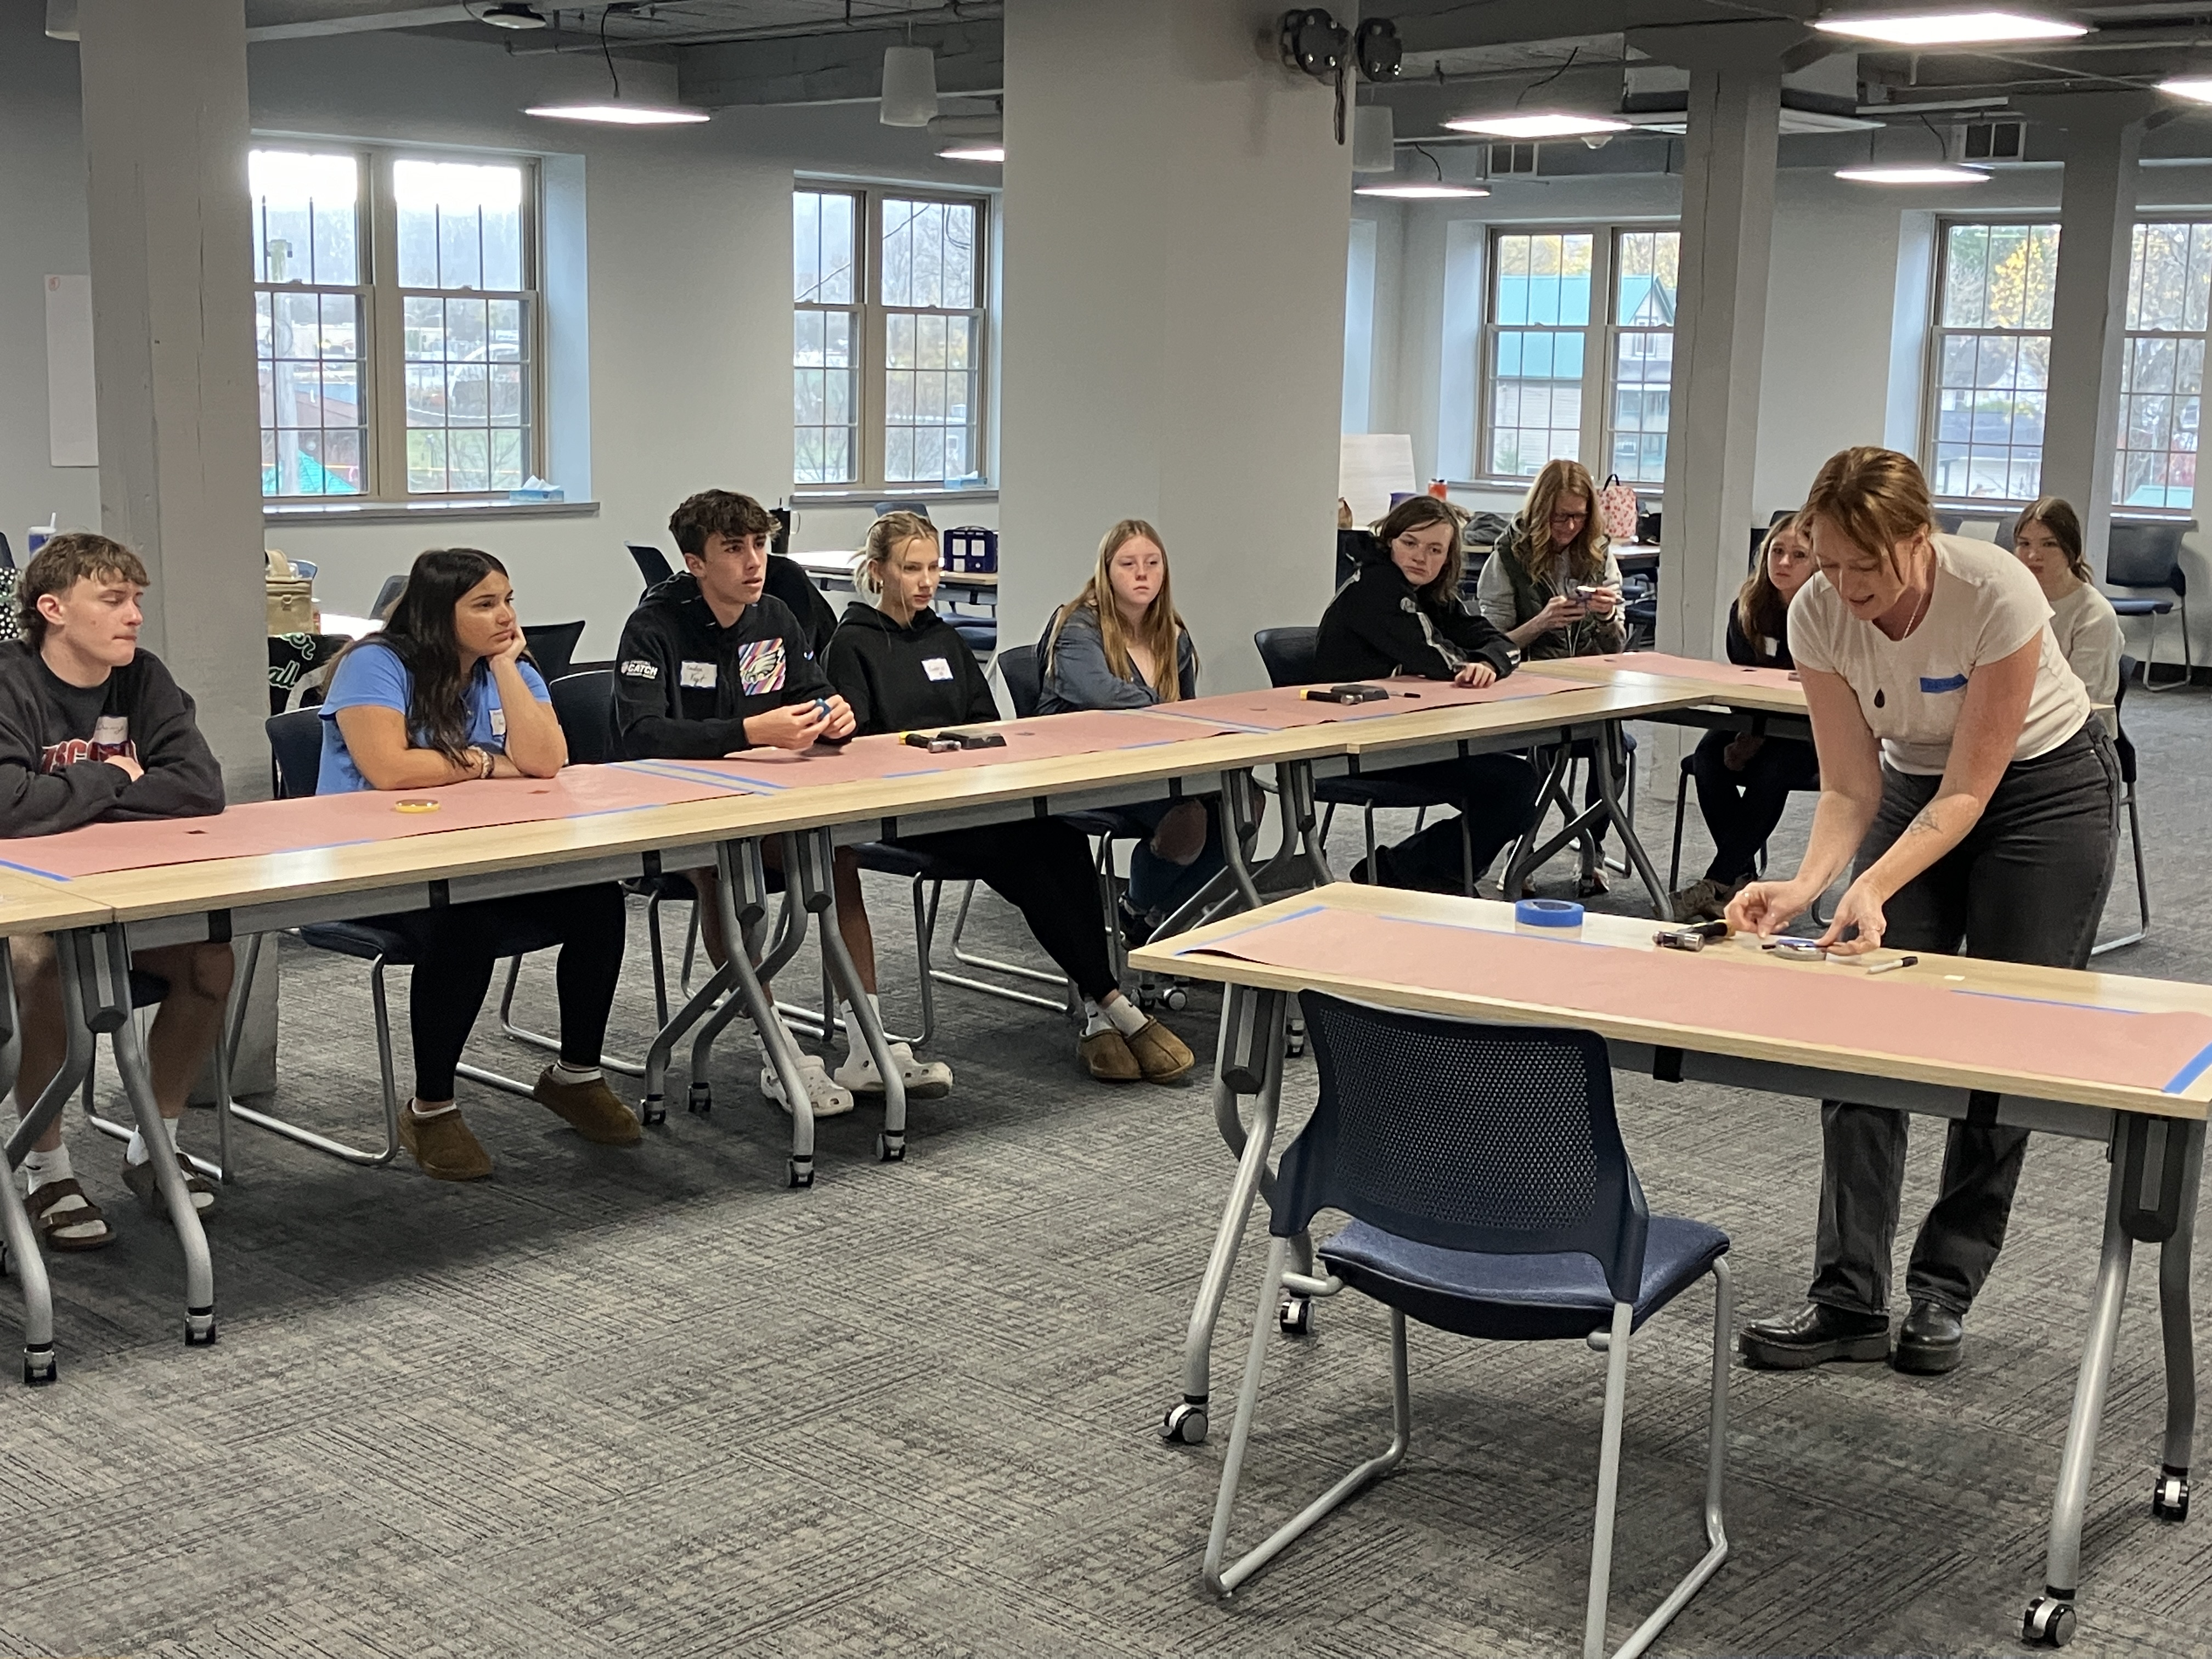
[533, 1069, 643, 1145]
[1080, 1028, 1142, 1082]
[1126, 1018, 1195, 1084]
[398, 1104, 494, 1181]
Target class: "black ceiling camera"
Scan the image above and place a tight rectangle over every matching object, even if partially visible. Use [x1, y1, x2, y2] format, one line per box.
[1354, 18, 1402, 83]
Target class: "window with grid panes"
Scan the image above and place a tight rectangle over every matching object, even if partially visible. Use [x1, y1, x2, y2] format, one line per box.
[2117, 222, 2211, 510]
[1479, 227, 1679, 485]
[251, 146, 539, 501]
[1926, 221, 2059, 502]
[792, 185, 989, 491]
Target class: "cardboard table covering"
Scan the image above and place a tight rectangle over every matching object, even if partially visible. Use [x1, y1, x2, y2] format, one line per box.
[675, 708, 1242, 791]
[1175, 905, 2212, 1098]
[1548, 652, 1802, 694]
[0, 763, 754, 881]
[1152, 676, 1575, 735]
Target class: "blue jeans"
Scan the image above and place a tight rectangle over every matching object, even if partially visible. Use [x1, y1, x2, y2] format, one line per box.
[1117, 798, 1227, 921]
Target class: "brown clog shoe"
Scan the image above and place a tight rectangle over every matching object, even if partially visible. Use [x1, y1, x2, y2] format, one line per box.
[1126, 1017, 1196, 1084]
[398, 1104, 494, 1181]
[532, 1069, 643, 1146]
[1080, 1028, 1142, 1083]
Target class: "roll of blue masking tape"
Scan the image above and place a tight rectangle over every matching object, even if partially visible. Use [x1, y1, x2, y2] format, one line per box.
[1514, 898, 1584, 928]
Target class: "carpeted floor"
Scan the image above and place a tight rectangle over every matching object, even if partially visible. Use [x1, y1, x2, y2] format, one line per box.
[3, 696, 2209, 1658]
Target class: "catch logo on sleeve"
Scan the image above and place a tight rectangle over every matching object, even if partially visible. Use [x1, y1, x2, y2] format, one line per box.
[735, 637, 787, 696]
[619, 659, 659, 680]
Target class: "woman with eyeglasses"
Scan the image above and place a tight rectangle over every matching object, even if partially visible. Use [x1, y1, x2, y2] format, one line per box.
[1475, 458, 1627, 659]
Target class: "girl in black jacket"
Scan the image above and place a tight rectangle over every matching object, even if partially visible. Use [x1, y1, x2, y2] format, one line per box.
[1313, 495, 1540, 893]
[823, 514, 1194, 1086]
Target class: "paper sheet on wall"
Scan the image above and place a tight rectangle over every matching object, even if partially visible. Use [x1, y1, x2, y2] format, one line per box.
[45, 275, 97, 467]
[1338, 433, 1415, 529]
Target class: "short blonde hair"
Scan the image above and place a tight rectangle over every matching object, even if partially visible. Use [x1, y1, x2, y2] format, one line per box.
[1801, 447, 1935, 573]
[855, 511, 938, 597]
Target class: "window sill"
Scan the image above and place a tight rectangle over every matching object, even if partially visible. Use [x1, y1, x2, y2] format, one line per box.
[262, 499, 601, 527]
[788, 487, 998, 505]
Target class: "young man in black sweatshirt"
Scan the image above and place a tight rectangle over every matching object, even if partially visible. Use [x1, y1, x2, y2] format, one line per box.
[0, 533, 233, 1249]
[614, 489, 950, 1115]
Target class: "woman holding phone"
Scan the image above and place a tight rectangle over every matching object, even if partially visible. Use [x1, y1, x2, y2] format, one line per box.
[1729, 448, 2117, 1377]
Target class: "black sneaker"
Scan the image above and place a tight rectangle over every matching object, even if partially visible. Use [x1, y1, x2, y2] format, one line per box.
[1117, 901, 1154, 950]
[1739, 1302, 1891, 1370]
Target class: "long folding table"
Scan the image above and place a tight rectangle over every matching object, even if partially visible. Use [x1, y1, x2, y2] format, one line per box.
[0, 676, 1715, 1368]
[1131, 882, 2205, 1647]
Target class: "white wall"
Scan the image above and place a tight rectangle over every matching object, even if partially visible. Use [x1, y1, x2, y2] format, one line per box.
[0, 14, 101, 552]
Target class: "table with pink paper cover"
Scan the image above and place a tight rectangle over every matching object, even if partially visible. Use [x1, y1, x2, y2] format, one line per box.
[1130, 883, 2208, 1645]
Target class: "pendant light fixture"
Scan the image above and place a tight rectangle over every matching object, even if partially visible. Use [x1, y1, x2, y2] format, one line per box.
[526, 5, 710, 126]
[1352, 105, 1396, 173]
[1355, 144, 1491, 200]
[881, 46, 940, 127]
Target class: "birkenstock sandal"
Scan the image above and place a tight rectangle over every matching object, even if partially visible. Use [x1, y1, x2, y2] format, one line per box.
[27, 1178, 116, 1251]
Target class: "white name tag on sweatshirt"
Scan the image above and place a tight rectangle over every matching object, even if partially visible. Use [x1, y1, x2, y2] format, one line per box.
[922, 656, 953, 682]
[680, 661, 718, 689]
[91, 715, 128, 746]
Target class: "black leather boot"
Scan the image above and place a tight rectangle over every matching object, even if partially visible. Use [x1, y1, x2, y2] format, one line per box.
[1738, 1302, 1892, 1370]
[1893, 1300, 1965, 1375]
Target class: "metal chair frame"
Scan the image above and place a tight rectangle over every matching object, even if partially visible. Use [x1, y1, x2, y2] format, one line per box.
[2093, 655, 2152, 956]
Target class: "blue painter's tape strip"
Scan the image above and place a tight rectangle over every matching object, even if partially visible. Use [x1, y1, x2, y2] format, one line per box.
[0, 854, 69, 881]
[1515, 897, 1584, 928]
[2164, 1042, 2212, 1095]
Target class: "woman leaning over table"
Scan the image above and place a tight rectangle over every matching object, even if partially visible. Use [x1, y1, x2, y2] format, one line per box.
[1671, 512, 1821, 922]
[318, 547, 639, 1181]
[1729, 448, 2119, 1378]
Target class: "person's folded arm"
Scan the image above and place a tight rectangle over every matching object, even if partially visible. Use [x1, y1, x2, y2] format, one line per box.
[332, 706, 480, 790]
[0, 754, 127, 837]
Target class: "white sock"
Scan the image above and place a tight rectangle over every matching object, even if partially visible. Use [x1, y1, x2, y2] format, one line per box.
[1102, 996, 1148, 1039]
[23, 1144, 73, 1192]
[410, 1097, 459, 1120]
[126, 1125, 169, 1167]
[549, 1060, 602, 1085]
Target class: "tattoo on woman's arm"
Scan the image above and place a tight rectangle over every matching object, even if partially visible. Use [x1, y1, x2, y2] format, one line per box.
[1903, 802, 1944, 842]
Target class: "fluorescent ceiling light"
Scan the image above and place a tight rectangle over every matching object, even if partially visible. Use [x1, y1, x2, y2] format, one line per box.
[2160, 78, 2212, 104]
[524, 102, 712, 126]
[1443, 111, 1630, 138]
[478, 3, 549, 27]
[1834, 162, 1992, 182]
[1354, 181, 1492, 199]
[1814, 11, 2090, 45]
[938, 143, 1005, 162]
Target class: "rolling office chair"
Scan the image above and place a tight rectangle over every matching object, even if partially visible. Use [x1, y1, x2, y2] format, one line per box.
[1252, 626, 1478, 895]
[1201, 994, 1732, 1659]
[2105, 521, 2192, 691]
[253, 709, 568, 1166]
[2094, 655, 2151, 955]
[627, 543, 675, 594]
[525, 620, 586, 681]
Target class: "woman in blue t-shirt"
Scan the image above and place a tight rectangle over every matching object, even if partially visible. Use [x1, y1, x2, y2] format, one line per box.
[319, 548, 637, 1180]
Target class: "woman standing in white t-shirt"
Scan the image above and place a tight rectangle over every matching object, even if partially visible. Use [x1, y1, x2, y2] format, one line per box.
[2011, 496, 2124, 706]
[1728, 447, 2120, 1379]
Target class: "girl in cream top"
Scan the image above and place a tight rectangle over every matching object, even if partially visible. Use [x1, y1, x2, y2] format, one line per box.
[2008, 496, 2123, 706]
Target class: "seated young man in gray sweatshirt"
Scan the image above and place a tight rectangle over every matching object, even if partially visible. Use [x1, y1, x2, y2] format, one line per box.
[0, 533, 232, 1250]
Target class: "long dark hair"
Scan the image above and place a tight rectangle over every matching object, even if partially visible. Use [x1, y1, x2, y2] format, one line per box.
[1736, 513, 1799, 645]
[2016, 495, 2091, 582]
[337, 548, 513, 765]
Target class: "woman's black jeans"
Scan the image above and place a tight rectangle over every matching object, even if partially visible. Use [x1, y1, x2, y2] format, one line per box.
[1809, 726, 2121, 1319]
[1689, 729, 1820, 885]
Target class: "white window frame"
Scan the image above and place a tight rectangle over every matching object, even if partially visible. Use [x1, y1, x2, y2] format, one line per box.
[2116, 219, 2210, 512]
[792, 183, 991, 494]
[1922, 217, 2060, 506]
[251, 142, 544, 504]
[1475, 221, 1680, 488]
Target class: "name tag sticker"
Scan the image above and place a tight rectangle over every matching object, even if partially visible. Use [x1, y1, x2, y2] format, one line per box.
[91, 715, 128, 746]
[489, 707, 506, 737]
[922, 656, 954, 682]
[680, 661, 718, 689]
[1918, 673, 1969, 693]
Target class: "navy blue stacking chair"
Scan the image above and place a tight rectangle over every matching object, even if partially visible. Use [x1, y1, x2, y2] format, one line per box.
[1253, 625, 1477, 894]
[1204, 993, 1731, 1659]
[260, 709, 562, 1165]
[2106, 522, 2191, 691]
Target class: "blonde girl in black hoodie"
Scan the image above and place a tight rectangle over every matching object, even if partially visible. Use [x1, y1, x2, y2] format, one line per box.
[824, 514, 1194, 1085]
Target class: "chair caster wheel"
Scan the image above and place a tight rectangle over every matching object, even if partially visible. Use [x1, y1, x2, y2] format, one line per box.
[2023, 1594, 2076, 1647]
[23, 1345, 55, 1386]
[2154, 1468, 2191, 1521]
[1284, 1024, 1307, 1059]
[877, 1132, 905, 1163]
[787, 1157, 814, 1189]
[1278, 1296, 1313, 1337]
[184, 1307, 217, 1348]
[1161, 1401, 1209, 1445]
[640, 1095, 667, 1127]
[687, 1082, 712, 1116]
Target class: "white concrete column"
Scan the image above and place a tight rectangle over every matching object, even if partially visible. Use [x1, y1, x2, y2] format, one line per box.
[78, 0, 268, 796]
[1630, 21, 1804, 664]
[998, 0, 1350, 690]
[2015, 93, 2158, 577]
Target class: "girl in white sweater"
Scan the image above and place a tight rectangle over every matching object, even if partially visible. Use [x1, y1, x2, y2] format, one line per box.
[2012, 496, 2123, 704]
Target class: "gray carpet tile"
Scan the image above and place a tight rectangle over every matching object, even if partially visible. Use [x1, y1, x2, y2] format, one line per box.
[5, 696, 2211, 1657]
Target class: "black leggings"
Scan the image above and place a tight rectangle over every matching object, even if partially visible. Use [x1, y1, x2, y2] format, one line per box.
[898, 819, 1118, 1001]
[369, 883, 628, 1100]
[1689, 730, 1819, 884]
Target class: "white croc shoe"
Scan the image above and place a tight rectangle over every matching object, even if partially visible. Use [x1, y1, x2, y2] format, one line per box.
[833, 1041, 953, 1101]
[760, 1051, 855, 1119]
